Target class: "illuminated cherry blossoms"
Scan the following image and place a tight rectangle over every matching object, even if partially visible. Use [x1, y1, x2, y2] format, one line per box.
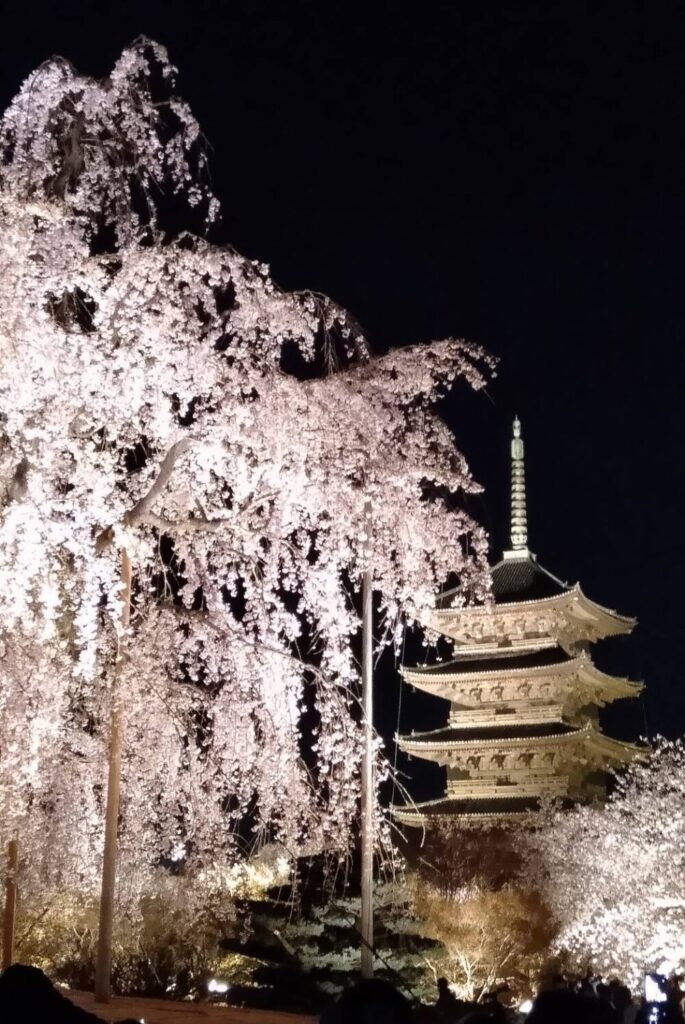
[524, 739, 685, 987]
[0, 40, 493, 912]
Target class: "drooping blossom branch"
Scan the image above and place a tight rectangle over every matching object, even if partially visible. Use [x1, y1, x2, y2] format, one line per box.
[0, 39, 494, 920]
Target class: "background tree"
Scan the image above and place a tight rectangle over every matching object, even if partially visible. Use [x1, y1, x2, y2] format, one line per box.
[0, 37, 493, 944]
[401, 827, 552, 1001]
[522, 738, 685, 987]
[408, 877, 554, 1001]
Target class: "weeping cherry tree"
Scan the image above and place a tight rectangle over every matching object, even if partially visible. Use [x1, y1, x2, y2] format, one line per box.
[0, 38, 493, 974]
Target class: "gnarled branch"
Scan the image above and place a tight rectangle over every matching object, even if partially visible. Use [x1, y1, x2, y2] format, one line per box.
[125, 438, 191, 526]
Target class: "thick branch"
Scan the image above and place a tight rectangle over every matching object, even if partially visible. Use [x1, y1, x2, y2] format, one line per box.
[136, 510, 232, 534]
[124, 438, 191, 526]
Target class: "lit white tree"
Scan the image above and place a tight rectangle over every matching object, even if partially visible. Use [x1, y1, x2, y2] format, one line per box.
[0, 40, 493, 923]
[523, 739, 685, 987]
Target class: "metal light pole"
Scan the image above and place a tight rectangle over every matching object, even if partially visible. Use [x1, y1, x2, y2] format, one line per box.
[2, 838, 18, 970]
[360, 565, 374, 978]
[95, 549, 132, 1003]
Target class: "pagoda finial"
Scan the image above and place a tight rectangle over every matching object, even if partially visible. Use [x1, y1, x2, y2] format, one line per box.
[506, 415, 529, 558]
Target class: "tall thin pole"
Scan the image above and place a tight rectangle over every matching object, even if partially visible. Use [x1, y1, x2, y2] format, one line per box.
[360, 566, 374, 978]
[2, 839, 18, 970]
[95, 549, 132, 1003]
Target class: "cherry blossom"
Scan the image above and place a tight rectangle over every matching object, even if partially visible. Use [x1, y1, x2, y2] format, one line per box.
[0, 39, 493, 917]
[523, 739, 685, 987]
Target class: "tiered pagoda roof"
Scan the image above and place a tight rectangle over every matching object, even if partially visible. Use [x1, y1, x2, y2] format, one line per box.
[402, 643, 639, 708]
[393, 417, 643, 828]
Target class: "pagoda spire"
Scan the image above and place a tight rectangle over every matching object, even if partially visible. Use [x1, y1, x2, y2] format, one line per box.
[505, 416, 529, 559]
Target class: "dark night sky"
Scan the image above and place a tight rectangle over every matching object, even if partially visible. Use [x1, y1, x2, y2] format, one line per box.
[3, 2, 683, 801]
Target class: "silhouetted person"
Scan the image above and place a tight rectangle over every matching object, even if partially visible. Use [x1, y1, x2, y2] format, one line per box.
[597, 981, 621, 1022]
[667, 977, 685, 1022]
[0, 964, 140, 1024]
[611, 982, 638, 1024]
[435, 976, 466, 1020]
[481, 985, 508, 1021]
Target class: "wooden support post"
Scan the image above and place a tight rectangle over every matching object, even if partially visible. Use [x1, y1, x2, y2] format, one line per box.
[2, 839, 18, 971]
[94, 549, 132, 1003]
[360, 567, 374, 979]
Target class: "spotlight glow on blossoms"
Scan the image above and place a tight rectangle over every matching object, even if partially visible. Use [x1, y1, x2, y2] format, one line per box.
[0, 39, 494, 918]
[522, 738, 685, 988]
[207, 979, 229, 994]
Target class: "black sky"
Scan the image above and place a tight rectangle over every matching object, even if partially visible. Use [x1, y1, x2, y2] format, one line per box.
[3, 1, 683, 798]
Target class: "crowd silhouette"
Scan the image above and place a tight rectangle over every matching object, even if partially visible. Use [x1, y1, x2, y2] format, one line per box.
[1, 962, 685, 1023]
[430, 970, 685, 1024]
[323, 971, 685, 1024]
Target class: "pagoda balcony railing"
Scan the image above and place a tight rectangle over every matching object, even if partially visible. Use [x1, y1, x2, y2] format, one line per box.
[446, 775, 569, 799]
[449, 704, 564, 727]
[448, 767, 570, 785]
[435, 637, 560, 658]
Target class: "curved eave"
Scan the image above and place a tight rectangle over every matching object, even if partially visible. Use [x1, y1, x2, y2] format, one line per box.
[571, 586, 636, 636]
[397, 724, 587, 760]
[402, 658, 642, 703]
[428, 584, 635, 640]
[391, 798, 536, 827]
[402, 658, 575, 686]
[397, 723, 644, 765]
[577, 663, 643, 701]
[587, 731, 646, 763]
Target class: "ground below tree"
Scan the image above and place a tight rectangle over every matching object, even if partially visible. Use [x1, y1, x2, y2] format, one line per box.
[69, 989, 316, 1024]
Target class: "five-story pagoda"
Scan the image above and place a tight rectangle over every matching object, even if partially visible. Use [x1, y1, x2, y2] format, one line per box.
[393, 417, 643, 827]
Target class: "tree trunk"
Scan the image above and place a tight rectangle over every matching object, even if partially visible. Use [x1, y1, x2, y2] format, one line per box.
[360, 567, 374, 978]
[2, 838, 18, 970]
[94, 549, 132, 1003]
